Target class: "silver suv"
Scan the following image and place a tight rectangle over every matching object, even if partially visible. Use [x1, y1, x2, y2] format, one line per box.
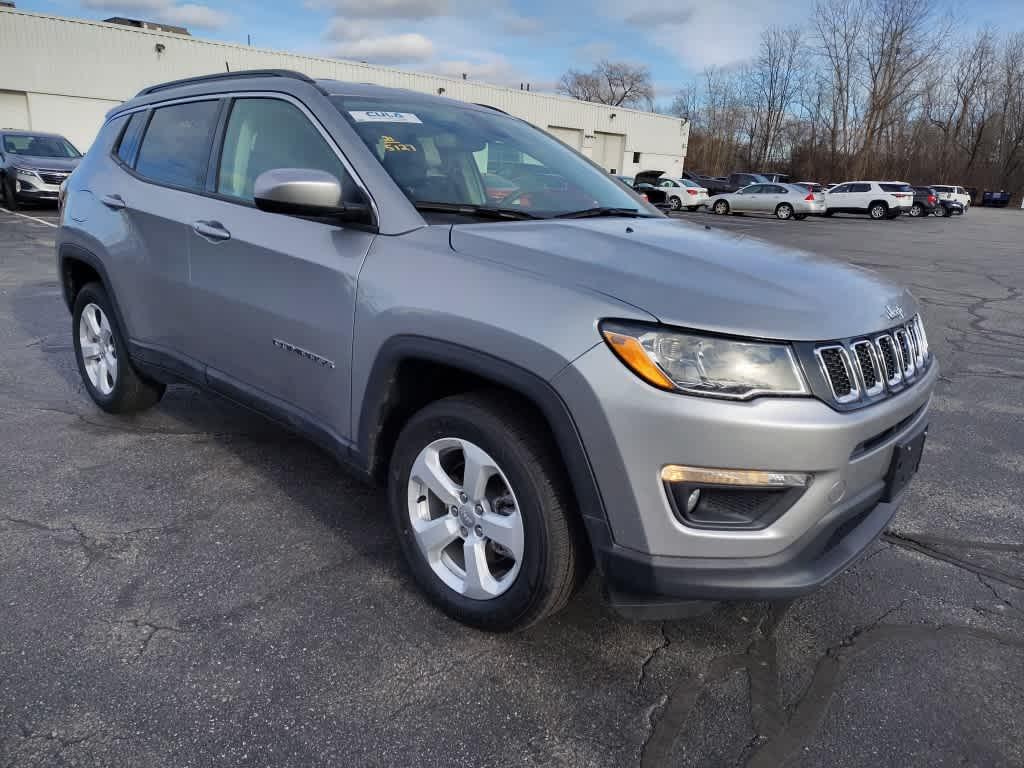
[57, 70, 937, 631]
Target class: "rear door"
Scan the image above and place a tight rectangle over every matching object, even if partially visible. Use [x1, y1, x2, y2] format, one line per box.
[186, 95, 375, 441]
[106, 99, 223, 365]
[737, 184, 767, 212]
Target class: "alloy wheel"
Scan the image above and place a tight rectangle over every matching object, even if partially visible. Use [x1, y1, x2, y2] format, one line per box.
[78, 302, 118, 395]
[669, 196, 681, 211]
[406, 437, 525, 600]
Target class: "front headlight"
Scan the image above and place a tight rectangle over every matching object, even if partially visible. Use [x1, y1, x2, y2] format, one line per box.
[601, 320, 809, 400]
[14, 166, 39, 180]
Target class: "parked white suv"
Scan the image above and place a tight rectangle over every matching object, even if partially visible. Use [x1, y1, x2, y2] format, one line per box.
[930, 185, 970, 210]
[823, 181, 915, 220]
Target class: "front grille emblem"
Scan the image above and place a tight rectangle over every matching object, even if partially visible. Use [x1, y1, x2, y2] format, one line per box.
[885, 304, 905, 321]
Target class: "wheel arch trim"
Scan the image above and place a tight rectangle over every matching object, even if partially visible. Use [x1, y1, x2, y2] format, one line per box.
[357, 335, 608, 525]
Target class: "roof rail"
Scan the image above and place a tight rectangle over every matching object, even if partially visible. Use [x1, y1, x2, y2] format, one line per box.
[136, 69, 315, 97]
[473, 103, 509, 115]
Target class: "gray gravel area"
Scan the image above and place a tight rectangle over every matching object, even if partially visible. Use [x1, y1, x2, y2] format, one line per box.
[1, 204, 1022, 767]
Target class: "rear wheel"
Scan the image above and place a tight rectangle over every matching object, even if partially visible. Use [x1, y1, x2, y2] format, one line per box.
[793, 213, 807, 220]
[388, 391, 588, 632]
[775, 203, 794, 220]
[713, 200, 730, 215]
[869, 202, 888, 220]
[72, 282, 165, 413]
[823, 209, 834, 217]
[909, 203, 923, 217]
[669, 196, 682, 211]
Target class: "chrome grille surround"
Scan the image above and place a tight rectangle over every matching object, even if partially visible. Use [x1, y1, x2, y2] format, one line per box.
[807, 315, 932, 408]
[851, 340, 884, 396]
[814, 345, 860, 403]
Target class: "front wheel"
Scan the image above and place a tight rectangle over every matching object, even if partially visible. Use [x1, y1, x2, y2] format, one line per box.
[388, 392, 588, 632]
[2, 175, 18, 212]
[713, 200, 730, 215]
[775, 203, 794, 220]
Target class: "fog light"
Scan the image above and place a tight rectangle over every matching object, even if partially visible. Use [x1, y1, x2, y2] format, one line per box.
[662, 465, 810, 530]
[686, 488, 701, 514]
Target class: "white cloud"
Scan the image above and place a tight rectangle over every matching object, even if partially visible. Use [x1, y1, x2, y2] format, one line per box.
[602, 0, 808, 69]
[499, 12, 543, 36]
[82, 0, 231, 30]
[331, 32, 435, 63]
[160, 3, 231, 28]
[308, 0, 451, 20]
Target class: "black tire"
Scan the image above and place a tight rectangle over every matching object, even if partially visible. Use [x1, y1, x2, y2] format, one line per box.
[869, 202, 888, 220]
[2, 175, 19, 212]
[713, 200, 730, 215]
[775, 203, 794, 220]
[388, 391, 588, 632]
[669, 196, 682, 211]
[909, 203, 923, 217]
[686, 205, 699, 212]
[72, 282, 165, 414]
[823, 209, 834, 217]
[793, 213, 807, 220]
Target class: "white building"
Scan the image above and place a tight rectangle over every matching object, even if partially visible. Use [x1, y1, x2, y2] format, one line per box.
[0, 8, 688, 177]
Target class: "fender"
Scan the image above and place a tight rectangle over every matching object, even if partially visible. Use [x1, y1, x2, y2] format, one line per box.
[357, 335, 608, 524]
[57, 243, 131, 334]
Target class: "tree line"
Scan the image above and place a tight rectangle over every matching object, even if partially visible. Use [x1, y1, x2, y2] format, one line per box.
[559, 0, 1024, 193]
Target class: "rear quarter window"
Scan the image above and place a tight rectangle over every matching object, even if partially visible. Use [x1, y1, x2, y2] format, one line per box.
[115, 112, 148, 167]
[880, 183, 914, 192]
[135, 100, 221, 191]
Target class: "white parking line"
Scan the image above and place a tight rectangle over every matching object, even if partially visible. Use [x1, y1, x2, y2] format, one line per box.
[0, 207, 58, 228]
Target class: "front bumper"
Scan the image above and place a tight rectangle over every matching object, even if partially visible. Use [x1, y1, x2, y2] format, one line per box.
[553, 342, 937, 601]
[14, 178, 61, 200]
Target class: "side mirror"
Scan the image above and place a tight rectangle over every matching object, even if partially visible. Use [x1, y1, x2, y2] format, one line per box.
[254, 168, 371, 223]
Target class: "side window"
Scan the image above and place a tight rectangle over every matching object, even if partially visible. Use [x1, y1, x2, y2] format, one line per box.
[829, 184, 849, 193]
[745, 184, 765, 194]
[767, 185, 787, 194]
[116, 112, 147, 167]
[135, 100, 220, 191]
[217, 98, 349, 203]
[850, 183, 871, 193]
[956, 186, 966, 195]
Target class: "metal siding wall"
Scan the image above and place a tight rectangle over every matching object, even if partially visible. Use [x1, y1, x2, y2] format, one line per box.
[0, 8, 688, 161]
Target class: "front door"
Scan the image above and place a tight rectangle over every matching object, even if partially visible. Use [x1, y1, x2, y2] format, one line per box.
[186, 96, 375, 441]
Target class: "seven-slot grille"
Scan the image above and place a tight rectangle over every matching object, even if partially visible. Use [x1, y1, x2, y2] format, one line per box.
[814, 315, 930, 405]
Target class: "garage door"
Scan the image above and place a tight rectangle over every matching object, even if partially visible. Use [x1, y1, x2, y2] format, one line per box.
[593, 131, 625, 174]
[547, 126, 582, 151]
[0, 91, 30, 130]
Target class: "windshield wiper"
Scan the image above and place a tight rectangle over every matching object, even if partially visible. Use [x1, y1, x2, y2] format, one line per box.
[412, 202, 540, 220]
[553, 207, 646, 219]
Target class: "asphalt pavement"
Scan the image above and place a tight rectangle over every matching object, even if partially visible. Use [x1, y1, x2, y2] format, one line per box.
[1, 203, 1022, 767]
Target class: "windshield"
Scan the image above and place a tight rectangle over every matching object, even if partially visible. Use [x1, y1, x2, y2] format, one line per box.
[2, 134, 81, 158]
[331, 96, 652, 218]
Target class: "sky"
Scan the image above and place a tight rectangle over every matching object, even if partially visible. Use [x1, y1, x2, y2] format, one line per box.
[14, 0, 1023, 100]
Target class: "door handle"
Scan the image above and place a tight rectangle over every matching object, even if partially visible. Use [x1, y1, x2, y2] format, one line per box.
[192, 220, 231, 242]
[100, 193, 126, 210]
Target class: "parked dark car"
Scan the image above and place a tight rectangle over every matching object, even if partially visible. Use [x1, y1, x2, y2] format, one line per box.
[909, 186, 939, 217]
[703, 172, 771, 195]
[632, 170, 670, 207]
[981, 190, 1011, 207]
[0, 129, 82, 210]
[934, 199, 965, 217]
[760, 172, 791, 183]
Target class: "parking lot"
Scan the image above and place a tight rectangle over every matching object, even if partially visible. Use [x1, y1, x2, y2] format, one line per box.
[1, 204, 1022, 767]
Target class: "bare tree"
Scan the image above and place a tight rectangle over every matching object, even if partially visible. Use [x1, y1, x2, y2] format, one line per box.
[746, 26, 805, 168]
[557, 60, 654, 108]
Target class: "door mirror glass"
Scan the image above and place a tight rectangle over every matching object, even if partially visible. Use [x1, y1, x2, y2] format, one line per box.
[254, 168, 369, 221]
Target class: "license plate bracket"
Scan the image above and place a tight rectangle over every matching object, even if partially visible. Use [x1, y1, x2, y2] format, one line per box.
[883, 425, 927, 502]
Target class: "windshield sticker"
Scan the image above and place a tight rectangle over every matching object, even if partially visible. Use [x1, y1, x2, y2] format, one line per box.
[350, 110, 422, 124]
[382, 136, 417, 152]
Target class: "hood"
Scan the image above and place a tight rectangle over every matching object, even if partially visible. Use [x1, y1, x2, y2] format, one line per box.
[449, 217, 917, 342]
[10, 155, 81, 172]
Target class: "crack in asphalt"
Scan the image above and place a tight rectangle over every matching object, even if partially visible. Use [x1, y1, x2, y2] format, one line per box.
[635, 622, 671, 691]
[882, 531, 1024, 590]
[638, 595, 1024, 768]
[112, 617, 188, 657]
[2, 516, 117, 574]
[976, 573, 1017, 612]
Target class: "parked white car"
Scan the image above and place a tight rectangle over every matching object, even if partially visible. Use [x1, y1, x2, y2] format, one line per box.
[930, 185, 971, 209]
[707, 182, 825, 220]
[657, 177, 709, 211]
[822, 181, 914, 220]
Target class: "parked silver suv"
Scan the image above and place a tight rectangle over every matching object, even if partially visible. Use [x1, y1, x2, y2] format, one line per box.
[57, 71, 937, 630]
